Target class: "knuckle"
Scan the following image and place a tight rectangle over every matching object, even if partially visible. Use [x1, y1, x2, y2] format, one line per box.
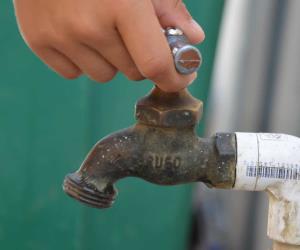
[71, 22, 110, 45]
[113, 0, 148, 23]
[89, 69, 117, 83]
[26, 32, 50, 50]
[73, 24, 94, 40]
[114, 0, 133, 10]
[61, 70, 81, 80]
[125, 67, 144, 81]
[66, 19, 96, 40]
[140, 57, 169, 79]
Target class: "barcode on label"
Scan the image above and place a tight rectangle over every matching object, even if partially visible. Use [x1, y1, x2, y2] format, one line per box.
[246, 164, 300, 180]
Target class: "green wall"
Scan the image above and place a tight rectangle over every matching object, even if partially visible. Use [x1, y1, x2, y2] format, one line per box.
[0, 1, 224, 249]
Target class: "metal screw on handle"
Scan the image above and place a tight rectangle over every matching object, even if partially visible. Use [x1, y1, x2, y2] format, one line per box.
[165, 28, 202, 75]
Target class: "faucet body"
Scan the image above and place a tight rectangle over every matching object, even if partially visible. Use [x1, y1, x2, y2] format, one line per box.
[63, 87, 236, 208]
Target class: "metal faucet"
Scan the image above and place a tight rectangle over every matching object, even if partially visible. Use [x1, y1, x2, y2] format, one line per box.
[62, 27, 237, 208]
[63, 86, 236, 208]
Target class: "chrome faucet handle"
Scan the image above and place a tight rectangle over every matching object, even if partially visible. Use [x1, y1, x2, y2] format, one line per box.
[164, 27, 202, 75]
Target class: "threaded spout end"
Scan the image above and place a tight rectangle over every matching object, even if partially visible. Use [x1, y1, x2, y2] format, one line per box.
[63, 173, 117, 209]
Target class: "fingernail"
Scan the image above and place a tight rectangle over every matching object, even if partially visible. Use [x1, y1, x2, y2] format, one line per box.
[187, 73, 197, 86]
[191, 20, 205, 41]
[191, 20, 202, 31]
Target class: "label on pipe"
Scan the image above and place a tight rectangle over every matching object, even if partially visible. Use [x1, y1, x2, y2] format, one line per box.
[234, 133, 300, 191]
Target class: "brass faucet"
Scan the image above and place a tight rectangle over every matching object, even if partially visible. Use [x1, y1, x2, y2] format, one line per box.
[63, 86, 236, 208]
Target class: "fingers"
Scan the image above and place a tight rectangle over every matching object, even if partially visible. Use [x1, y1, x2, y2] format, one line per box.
[83, 28, 144, 81]
[154, 0, 205, 44]
[16, 0, 202, 88]
[34, 47, 82, 79]
[116, 0, 196, 92]
[55, 42, 117, 83]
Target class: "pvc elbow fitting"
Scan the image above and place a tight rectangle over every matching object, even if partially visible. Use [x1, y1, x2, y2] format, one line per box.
[234, 133, 300, 246]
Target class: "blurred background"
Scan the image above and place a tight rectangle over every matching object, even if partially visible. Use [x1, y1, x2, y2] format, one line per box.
[0, 0, 299, 249]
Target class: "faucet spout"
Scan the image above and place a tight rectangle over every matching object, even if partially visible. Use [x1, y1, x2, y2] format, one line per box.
[63, 87, 236, 209]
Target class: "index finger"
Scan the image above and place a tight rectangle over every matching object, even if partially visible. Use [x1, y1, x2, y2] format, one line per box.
[115, 0, 196, 92]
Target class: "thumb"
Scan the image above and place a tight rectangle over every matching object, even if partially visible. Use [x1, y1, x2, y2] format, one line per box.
[155, 1, 205, 44]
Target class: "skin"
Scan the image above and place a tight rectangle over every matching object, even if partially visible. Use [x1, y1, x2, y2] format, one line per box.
[13, 0, 205, 92]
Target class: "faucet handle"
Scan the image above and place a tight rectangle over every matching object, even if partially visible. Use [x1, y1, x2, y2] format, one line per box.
[135, 28, 203, 128]
[165, 27, 202, 75]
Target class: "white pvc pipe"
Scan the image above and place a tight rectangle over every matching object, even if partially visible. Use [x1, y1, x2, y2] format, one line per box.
[234, 133, 300, 246]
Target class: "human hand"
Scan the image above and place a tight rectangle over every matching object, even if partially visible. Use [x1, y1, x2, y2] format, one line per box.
[14, 0, 204, 92]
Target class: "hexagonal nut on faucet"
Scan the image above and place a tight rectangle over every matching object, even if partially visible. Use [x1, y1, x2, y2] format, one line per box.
[135, 87, 203, 128]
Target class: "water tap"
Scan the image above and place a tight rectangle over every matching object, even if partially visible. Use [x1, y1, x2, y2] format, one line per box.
[63, 28, 236, 208]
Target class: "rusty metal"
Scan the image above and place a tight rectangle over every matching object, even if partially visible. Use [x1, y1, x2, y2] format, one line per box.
[63, 87, 236, 209]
